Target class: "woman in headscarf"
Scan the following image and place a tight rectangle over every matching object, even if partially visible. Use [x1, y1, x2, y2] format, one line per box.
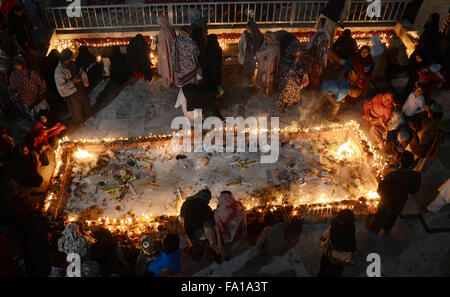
[189, 8, 208, 69]
[8, 5, 32, 48]
[306, 18, 330, 88]
[362, 92, 395, 144]
[13, 143, 43, 188]
[416, 13, 441, 63]
[278, 47, 309, 113]
[347, 45, 375, 98]
[42, 49, 60, 98]
[25, 110, 66, 166]
[238, 20, 264, 87]
[127, 34, 152, 81]
[328, 29, 357, 68]
[386, 34, 409, 80]
[409, 102, 445, 161]
[172, 26, 202, 86]
[75, 46, 103, 88]
[401, 50, 429, 101]
[156, 15, 176, 88]
[9, 56, 48, 121]
[317, 209, 356, 277]
[22, 216, 51, 276]
[370, 35, 388, 81]
[213, 191, 246, 261]
[255, 31, 280, 97]
[203, 34, 223, 95]
[109, 46, 130, 86]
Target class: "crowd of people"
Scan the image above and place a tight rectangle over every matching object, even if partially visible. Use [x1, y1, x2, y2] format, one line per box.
[0, 1, 449, 277]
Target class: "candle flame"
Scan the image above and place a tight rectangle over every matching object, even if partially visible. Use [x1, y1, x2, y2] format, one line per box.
[74, 149, 94, 161]
[336, 140, 355, 160]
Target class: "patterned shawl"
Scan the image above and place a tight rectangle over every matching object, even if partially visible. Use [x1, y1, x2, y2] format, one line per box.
[307, 27, 330, 67]
[172, 31, 200, 86]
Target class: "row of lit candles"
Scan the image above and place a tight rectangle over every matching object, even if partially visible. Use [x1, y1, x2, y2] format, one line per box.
[43, 121, 386, 219]
[54, 31, 394, 52]
[64, 198, 379, 237]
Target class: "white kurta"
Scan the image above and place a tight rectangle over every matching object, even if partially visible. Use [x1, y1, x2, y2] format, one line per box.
[427, 179, 450, 213]
[175, 88, 195, 122]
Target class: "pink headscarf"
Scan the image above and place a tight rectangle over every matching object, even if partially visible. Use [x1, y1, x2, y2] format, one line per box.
[214, 192, 245, 243]
[363, 93, 394, 123]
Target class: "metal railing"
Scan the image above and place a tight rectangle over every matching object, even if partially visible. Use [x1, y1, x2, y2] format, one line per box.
[41, 0, 411, 31]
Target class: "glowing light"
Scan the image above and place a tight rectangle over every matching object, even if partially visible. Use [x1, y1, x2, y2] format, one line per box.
[74, 149, 94, 161]
[366, 192, 380, 199]
[336, 140, 355, 160]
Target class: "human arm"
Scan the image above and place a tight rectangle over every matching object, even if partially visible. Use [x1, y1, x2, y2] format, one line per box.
[214, 224, 225, 256]
[80, 69, 89, 87]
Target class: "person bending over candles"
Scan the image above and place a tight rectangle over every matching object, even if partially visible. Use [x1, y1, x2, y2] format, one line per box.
[25, 110, 66, 166]
[366, 151, 421, 234]
[318, 80, 361, 120]
[179, 189, 221, 263]
[328, 29, 358, 69]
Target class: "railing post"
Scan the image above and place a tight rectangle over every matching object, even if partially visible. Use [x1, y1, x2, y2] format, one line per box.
[289, 1, 297, 25]
[167, 4, 174, 24]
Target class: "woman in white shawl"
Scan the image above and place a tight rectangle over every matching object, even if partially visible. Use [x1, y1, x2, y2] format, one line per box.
[214, 191, 246, 261]
[306, 18, 330, 88]
[255, 31, 280, 96]
[370, 34, 388, 80]
[156, 15, 176, 88]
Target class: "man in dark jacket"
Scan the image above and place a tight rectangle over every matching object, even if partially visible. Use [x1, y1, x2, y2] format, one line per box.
[179, 189, 219, 262]
[366, 151, 421, 234]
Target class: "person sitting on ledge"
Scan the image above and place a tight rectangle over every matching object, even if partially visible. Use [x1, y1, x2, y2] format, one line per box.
[214, 191, 246, 261]
[407, 102, 445, 171]
[362, 92, 395, 141]
[402, 82, 426, 121]
[146, 233, 181, 277]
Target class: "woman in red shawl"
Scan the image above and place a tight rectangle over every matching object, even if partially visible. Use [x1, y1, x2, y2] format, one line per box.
[349, 46, 375, 98]
[213, 191, 246, 261]
[362, 92, 394, 147]
[25, 110, 66, 166]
